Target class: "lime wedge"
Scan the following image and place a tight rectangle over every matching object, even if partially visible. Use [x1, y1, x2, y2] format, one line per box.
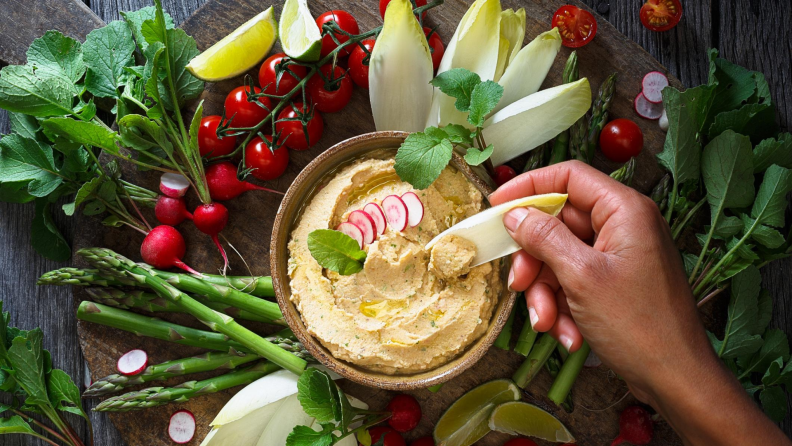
[488, 401, 575, 443]
[434, 379, 520, 446]
[279, 0, 322, 62]
[186, 7, 277, 81]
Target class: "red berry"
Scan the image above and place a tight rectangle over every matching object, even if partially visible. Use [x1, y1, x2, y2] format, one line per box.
[365, 426, 405, 446]
[493, 165, 517, 187]
[386, 394, 422, 433]
[612, 406, 654, 446]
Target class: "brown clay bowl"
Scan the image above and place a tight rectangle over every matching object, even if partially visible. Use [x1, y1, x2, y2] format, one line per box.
[271, 131, 518, 390]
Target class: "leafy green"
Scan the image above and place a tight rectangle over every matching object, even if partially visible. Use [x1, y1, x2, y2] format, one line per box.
[117, 114, 173, 155]
[753, 134, 792, 173]
[31, 199, 71, 262]
[430, 68, 482, 112]
[0, 416, 35, 435]
[41, 118, 119, 153]
[465, 144, 494, 166]
[0, 135, 63, 197]
[0, 64, 78, 117]
[467, 81, 503, 127]
[286, 425, 334, 446]
[297, 368, 337, 422]
[758, 385, 786, 422]
[48, 369, 89, 420]
[749, 164, 792, 228]
[7, 329, 49, 406]
[26, 31, 84, 85]
[83, 20, 137, 98]
[701, 131, 755, 223]
[657, 86, 708, 188]
[394, 131, 454, 190]
[307, 230, 367, 275]
[121, 6, 175, 51]
[708, 267, 763, 359]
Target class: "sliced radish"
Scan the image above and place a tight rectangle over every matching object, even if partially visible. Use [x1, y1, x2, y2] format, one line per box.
[337, 222, 365, 249]
[116, 349, 148, 376]
[348, 210, 376, 245]
[381, 195, 409, 232]
[168, 410, 195, 444]
[400, 192, 424, 228]
[364, 203, 387, 236]
[584, 350, 603, 368]
[641, 71, 668, 103]
[160, 173, 190, 198]
[634, 92, 664, 120]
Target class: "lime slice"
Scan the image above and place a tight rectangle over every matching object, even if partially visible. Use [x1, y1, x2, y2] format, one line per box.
[279, 0, 322, 62]
[186, 7, 277, 81]
[434, 379, 520, 446]
[488, 401, 575, 443]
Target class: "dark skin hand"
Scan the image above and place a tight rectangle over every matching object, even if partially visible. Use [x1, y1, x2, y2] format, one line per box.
[491, 161, 791, 446]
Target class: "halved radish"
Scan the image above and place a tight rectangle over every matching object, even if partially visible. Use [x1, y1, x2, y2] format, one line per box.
[348, 210, 377, 245]
[381, 195, 409, 232]
[642, 71, 668, 103]
[634, 93, 664, 120]
[116, 349, 148, 376]
[168, 410, 195, 444]
[364, 203, 387, 236]
[400, 192, 424, 227]
[160, 173, 190, 198]
[337, 222, 365, 249]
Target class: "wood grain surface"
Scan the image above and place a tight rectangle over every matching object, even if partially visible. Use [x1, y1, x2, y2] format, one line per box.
[0, 0, 790, 445]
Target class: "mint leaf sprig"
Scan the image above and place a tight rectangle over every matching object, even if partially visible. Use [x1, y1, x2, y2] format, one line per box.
[307, 229, 367, 275]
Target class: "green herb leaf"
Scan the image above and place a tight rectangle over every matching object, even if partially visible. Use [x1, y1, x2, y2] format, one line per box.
[394, 130, 454, 190]
[468, 80, 503, 127]
[708, 266, 763, 359]
[759, 385, 787, 422]
[117, 114, 173, 156]
[0, 182, 35, 204]
[708, 103, 772, 141]
[9, 113, 46, 143]
[331, 383, 355, 432]
[48, 369, 88, 420]
[26, 31, 85, 84]
[701, 129, 755, 230]
[296, 368, 337, 423]
[657, 86, 711, 188]
[120, 6, 175, 51]
[307, 230, 366, 276]
[430, 68, 482, 112]
[0, 415, 35, 435]
[740, 215, 785, 249]
[0, 64, 78, 117]
[750, 164, 792, 228]
[712, 215, 743, 239]
[286, 425, 334, 446]
[737, 329, 790, 378]
[753, 134, 792, 173]
[83, 21, 137, 98]
[0, 134, 63, 197]
[464, 144, 494, 166]
[442, 124, 474, 145]
[707, 52, 757, 123]
[7, 329, 50, 406]
[41, 118, 119, 153]
[31, 199, 71, 261]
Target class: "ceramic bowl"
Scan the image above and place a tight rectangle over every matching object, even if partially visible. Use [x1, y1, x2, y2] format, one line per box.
[271, 131, 518, 390]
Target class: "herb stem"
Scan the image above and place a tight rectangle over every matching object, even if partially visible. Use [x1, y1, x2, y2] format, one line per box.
[671, 196, 706, 240]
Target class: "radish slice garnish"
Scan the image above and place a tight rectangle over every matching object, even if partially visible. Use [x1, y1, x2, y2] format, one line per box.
[584, 350, 603, 368]
[364, 203, 387, 236]
[381, 195, 409, 232]
[634, 92, 664, 120]
[348, 210, 377, 245]
[84, 361, 92, 388]
[160, 173, 190, 198]
[400, 192, 424, 228]
[116, 349, 148, 376]
[337, 222, 365, 249]
[641, 71, 668, 103]
[169, 410, 196, 444]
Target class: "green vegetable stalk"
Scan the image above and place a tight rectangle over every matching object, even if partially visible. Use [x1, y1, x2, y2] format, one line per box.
[514, 320, 538, 357]
[583, 73, 618, 162]
[545, 354, 574, 412]
[512, 334, 558, 388]
[548, 341, 591, 406]
[610, 157, 637, 186]
[548, 51, 579, 166]
[494, 306, 516, 350]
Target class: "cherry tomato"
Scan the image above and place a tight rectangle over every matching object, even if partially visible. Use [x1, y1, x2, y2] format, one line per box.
[224, 86, 271, 128]
[365, 426, 406, 446]
[275, 103, 324, 151]
[386, 394, 422, 433]
[316, 10, 360, 58]
[551, 5, 597, 48]
[493, 165, 517, 187]
[423, 27, 444, 72]
[258, 53, 309, 97]
[198, 115, 236, 157]
[348, 39, 376, 89]
[244, 136, 289, 181]
[640, 0, 682, 32]
[379, 0, 427, 20]
[409, 437, 434, 446]
[599, 118, 644, 163]
[307, 64, 353, 113]
[503, 439, 539, 446]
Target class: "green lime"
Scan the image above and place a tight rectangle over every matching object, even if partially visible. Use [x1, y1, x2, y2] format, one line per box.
[278, 0, 322, 62]
[488, 401, 575, 443]
[434, 379, 520, 446]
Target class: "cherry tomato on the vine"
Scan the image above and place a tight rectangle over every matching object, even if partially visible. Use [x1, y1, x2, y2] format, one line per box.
[409, 437, 435, 446]
[198, 115, 236, 157]
[307, 64, 353, 113]
[551, 5, 597, 48]
[244, 135, 289, 181]
[493, 165, 517, 187]
[316, 10, 360, 58]
[364, 426, 406, 446]
[423, 27, 444, 72]
[275, 103, 324, 151]
[224, 86, 271, 128]
[379, 0, 427, 20]
[258, 53, 309, 97]
[599, 118, 644, 163]
[640, 0, 682, 32]
[348, 39, 376, 89]
[386, 394, 421, 433]
[503, 439, 539, 446]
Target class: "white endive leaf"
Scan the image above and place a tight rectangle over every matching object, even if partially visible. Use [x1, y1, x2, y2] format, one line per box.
[425, 194, 568, 266]
[210, 369, 299, 427]
[255, 394, 314, 446]
[426, 0, 503, 127]
[493, 28, 562, 115]
[493, 8, 526, 81]
[370, 0, 434, 132]
[200, 404, 278, 446]
[486, 78, 591, 166]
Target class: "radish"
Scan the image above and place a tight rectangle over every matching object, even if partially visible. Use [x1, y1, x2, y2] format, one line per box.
[160, 173, 191, 198]
[206, 162, 283, 201]
[659, 108, 669, 131]
[364, 203, 387, 236]
[381, 195, 409, 232]
[641, 71, 668, 103]
[634, 93, 664, 120]
[400, 192, 424, 227]
[116, 349, 148, 376]
[155, 196, 194, 226]
[348, 210, 377, 245]
[337, 222, 365, 249]
[169, 410, 196, 444]
[140, 225, 201, 275]
[194, 203, 230, 269]
[611, 406, 654, 446]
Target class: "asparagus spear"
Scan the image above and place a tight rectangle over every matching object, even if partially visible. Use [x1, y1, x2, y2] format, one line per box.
[548, 341, 591, 406]
[582, 73, 618, 163]
[609, 157, 637, 186]
[568, 117, 589, 163]
[651, 173, 672, 213]
[493, 306, 516, 350]
[512, 334, 558, 388]
[514, 320, 538, 357]
[158, 272, 274, 299]
[523, 143, 549, 173]
[38, 268, 133, 287]
[547, 51, 579, 166]
[544, 354, 574, 412]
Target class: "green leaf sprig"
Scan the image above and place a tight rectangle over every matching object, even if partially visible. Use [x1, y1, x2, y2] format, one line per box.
[307, 229, 367, 275]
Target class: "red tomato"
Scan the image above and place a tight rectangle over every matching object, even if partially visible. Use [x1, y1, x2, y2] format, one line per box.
[307, 64, 353, 113]
[198, 115, 236, 157]
[244, 136, 289, 181]
[493, 165, 517, 187]
[224, 86, 271, 128]
[379, 0, 427, 19]
[599, 118, 644, 163]
[503, 439, 539, 446]
[551, 5, 597, 48]
[275, 103, 324, 151]
[365, 426, 406, 446]
[316, 10, 360, 58]
[409, 437, 434, 446]
[423, 27, 444, 71]
[640, 0, 682, 32]
[387, 394, 422, 433]
[348, 39, 376, 89]
[258, 53, 309, 97]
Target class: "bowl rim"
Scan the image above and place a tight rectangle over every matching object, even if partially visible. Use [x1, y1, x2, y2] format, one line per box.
[270, 131, 517, 390]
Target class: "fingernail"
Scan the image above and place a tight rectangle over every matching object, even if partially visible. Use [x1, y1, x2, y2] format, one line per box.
[528, 307, 539, 328]
[503, 207, 530, 232]
[559, 335, 574, 352]
[507, 268, 515, 291]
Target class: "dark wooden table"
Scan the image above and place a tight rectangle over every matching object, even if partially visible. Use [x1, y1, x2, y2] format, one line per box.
[1, 0, 790, 444]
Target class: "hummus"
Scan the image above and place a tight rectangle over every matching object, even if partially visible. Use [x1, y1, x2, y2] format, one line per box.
[287, 158, 502, 374]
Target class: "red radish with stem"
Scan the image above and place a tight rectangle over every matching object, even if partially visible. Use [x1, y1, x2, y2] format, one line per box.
[634, 92, 664, 120]
[194, 203, 230, 269]
[612, 406, 654, 446]
[382, 195, 409, 231]
[206, 162, 284, 201]
[493, 165, 517, 186]
[160, 173, 190, 198]
[155, 196, 193, 226]
[336, 222, 364, 248]
[116, 349, 148, 376]
[140, 226, 201, 275]
[348, 210, 376, 245]
[168, 410, 195, 444]
[641, 71, 668, 103]
[400, 192, 424, 227]
[364, 202, 386, 236]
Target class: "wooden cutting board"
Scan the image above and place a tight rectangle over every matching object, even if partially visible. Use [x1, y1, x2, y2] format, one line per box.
[61, 0, 693, 444]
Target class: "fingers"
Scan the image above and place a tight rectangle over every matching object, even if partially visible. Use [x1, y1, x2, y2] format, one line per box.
[560, 204, 595, 241]
[508, 250, 541, 292]
[548, 312, 584, 352]
[524, 280, 558, 333]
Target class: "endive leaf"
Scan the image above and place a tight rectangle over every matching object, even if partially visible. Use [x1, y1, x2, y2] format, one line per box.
[493, 28, 562, 115]
[210, 369, 299, 427]
[201, 404, 279, 445]
[485, 78, 591, 166]
[370, 0, 433, 132]
[257, 394, 315, 446]
[494, 8, 526, 81]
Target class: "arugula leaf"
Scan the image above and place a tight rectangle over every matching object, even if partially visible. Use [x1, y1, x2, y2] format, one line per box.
[296, 368, 337, 423]
[0, 134, 63, 197]
[430, 68, 482, 112]
[708, 266, 763, 359]
[286, 425, 334, 446]
[41, 118, 119, 153]
[0, 64, 79, 117]
[708, 103, 770, 140]
[31, 199, 71, 261]
[25, 31, 85, 84]
[121, 6, 175, 51]
[47, 369, 88, 420]
[711, 215, 743, 238]
[737, 329, 790, 378]
[468, 80, 503, 127]
[394, 131, 454, 190]
[7, 329, 50, 406]
[0, 415, 35, 435]
[753, 134, 792, 173]
[117, 114, 173, 155]
[307, 230, 367, 276]
[656, 86, 708, 191]
[83, 21, 137, 98]
[464, 144, 494, 166]
[750, 164, 792, 228]
[740, 215, 785, 249]
[708, 52, 757, 120]
[759, 386, 787, 422]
